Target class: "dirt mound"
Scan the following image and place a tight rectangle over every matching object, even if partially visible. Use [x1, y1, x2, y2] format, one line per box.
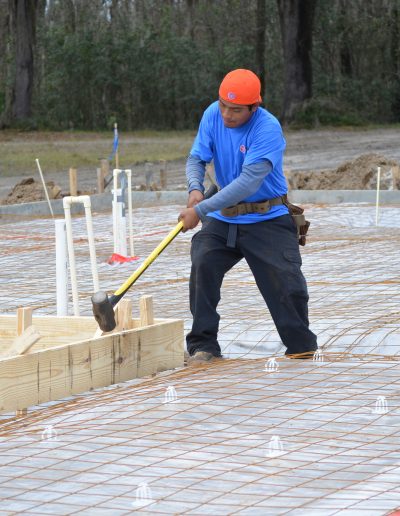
[288, 153, 400, 190]
[1, 177, 62, 205]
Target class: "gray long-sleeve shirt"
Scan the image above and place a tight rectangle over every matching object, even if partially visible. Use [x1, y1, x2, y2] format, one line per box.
[186, 154, 273, 220]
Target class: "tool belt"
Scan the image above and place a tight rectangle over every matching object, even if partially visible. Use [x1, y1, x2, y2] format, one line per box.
[221, 196, 285, 217]
[221, 194, 310, 246]
[283, 197, 310, 246]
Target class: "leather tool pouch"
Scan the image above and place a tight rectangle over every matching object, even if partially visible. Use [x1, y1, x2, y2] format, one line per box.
[283, 199, 310, 246]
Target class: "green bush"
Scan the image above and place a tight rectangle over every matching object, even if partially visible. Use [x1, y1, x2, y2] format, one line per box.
[289, 97, 366, 128]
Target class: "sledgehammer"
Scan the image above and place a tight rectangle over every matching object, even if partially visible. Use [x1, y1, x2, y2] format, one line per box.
[92, 184, 218, 332]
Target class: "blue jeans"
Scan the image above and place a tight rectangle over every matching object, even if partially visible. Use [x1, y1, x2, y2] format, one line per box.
[186, 215, 318, 357]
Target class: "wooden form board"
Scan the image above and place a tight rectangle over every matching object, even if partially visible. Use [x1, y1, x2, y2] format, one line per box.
[0, 315, 183, 414]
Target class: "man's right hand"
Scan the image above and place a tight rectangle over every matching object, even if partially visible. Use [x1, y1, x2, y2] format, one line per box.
[178, 207, 200, 232]
[187, 190, 204, 208]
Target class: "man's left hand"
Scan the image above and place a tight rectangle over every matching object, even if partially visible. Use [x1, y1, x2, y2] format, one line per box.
[178, 207, 200, 232]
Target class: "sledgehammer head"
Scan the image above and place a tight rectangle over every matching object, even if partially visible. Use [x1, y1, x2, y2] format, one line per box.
[91, 291, 116, 332]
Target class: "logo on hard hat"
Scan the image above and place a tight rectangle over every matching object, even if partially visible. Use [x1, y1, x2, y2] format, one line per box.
[228, 92, 236, 100]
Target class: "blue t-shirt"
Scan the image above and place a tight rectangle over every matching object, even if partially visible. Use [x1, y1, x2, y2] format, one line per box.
[190, 101, 288, 223]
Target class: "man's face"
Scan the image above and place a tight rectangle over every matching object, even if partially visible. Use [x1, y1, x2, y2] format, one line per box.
[218, 98, 258, 128]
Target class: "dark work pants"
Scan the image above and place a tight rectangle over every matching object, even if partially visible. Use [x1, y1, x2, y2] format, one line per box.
[186, 215, 318, 357]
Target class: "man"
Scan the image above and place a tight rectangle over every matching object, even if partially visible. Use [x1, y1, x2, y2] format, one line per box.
[179, 69, 318, 365]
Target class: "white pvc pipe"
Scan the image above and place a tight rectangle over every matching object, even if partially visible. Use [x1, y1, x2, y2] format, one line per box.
[112, 169, 134, 256]
[118, 207, 127, 257]
[83, 200, 99, 292]
[375, 166, 381, 226]
[112, 171, 119, 253]
[63, 195, 99, 316]
[63, 198, 79, 316]
[55, 219, 68, 316]
[35, 158, 54, 217]
[127, 170, 134, 256]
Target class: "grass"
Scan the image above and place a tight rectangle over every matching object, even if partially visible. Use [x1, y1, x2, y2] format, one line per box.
[1, 124, 399, 177]
[0, 130, 196, 177]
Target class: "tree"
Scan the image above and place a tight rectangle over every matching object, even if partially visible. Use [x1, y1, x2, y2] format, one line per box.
[255, 0, 266, 96]
[0, 1, 9, 114]
[1, 0, 398, 130]
[390, 0, 400, 119]
[277, 0, 317, 123]
[1, 0, 38, 126]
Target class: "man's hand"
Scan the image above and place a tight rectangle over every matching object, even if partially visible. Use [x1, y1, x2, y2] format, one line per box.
[187, 190, 204, 208]
[179, 207, 200, 232]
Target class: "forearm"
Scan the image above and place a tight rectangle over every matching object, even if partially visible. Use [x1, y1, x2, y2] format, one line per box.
[186, 154, 206, 194]
[195, 160, 272, 219]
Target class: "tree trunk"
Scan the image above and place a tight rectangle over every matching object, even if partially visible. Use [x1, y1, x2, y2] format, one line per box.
[390, 1, 400, 120]
[64, 0, 76, 33]
[338, 0, 352, 78]
[255, 0, 266, 97]
[11, 0, 38, 121]
[186, 0, 197, 40]
[0, 1, 12, 126]
[277, 0, 317, 123]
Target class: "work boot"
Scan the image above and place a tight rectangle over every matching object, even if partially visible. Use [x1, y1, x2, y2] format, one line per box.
[285, 351, 315, 360]
[187, 351, 221, 367]
[184, 350, 190, 365]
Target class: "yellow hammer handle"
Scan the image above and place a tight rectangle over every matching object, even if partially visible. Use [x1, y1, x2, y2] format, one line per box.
[113, 221, 184, 296]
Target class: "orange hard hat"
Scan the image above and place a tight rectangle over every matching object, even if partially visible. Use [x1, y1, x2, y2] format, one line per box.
[219, 69, 262, 105]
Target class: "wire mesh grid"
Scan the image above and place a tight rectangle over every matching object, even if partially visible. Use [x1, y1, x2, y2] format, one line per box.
[1, 203, 399, 357]
[0, 202, 400, 514]
[0, 357, 400, 514]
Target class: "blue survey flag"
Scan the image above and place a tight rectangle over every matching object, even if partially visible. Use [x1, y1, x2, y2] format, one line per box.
[109, 124, 119, 160]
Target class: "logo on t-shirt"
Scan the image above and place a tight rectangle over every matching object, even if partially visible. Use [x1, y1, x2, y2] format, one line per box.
[239, 144, 246, 153]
